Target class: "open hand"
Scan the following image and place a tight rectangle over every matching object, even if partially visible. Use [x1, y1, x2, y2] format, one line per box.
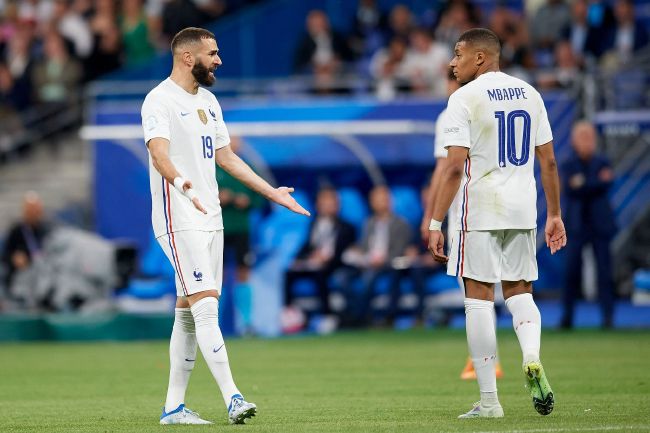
[272, 187, 310, 216]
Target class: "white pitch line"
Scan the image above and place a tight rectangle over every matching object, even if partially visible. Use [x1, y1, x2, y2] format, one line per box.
[446, 426, 650, 433]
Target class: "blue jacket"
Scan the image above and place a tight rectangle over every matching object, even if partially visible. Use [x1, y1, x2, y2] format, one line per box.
[561, 153, 616, 236]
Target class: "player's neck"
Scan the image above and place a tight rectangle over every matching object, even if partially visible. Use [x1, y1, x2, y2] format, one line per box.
[169, 69, 200, 95]
[473, 60, 500, 80]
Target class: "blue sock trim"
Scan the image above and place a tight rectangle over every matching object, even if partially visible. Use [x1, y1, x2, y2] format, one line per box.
[161, 403, 185, 419]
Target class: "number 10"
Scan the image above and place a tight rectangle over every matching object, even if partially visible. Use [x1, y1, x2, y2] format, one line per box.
[494, 110, 531, 167]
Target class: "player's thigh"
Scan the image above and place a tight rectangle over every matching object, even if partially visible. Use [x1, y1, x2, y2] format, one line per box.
[157, 230, 220, 297]
[501, 229, 538, 283]
[447, 230, 501, 283]
[209, 230, 224, 295]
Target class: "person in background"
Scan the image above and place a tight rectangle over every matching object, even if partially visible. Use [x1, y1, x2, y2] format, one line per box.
[284, 186, 355, 324]
[403, 27, 451, 98]
[342, 185, 415, 326]
[561, 121, 616, 329]
[216, 136, 264, 335]
[1, 192, 50, 291]
[120, 0, 156, 67]
[293, 9, 352, 93]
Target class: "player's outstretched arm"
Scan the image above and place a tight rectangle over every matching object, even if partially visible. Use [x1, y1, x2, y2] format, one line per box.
[536, 141, 566, 254]
[215, 145, 310, 217]
[147, 137, 207, 214]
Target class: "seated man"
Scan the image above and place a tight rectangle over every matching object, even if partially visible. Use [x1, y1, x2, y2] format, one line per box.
[341, 185, 416, 325]
[284, 187, 355, 316]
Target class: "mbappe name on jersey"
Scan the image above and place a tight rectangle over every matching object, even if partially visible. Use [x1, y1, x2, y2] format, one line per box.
[487, 87, 528, 101]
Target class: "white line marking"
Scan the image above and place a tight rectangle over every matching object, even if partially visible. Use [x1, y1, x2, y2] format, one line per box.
[447, 426, 650, 433]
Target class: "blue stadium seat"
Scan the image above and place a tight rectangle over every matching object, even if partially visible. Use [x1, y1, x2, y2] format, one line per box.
[390, 185, 422, 229]
[139, 233, 175, 279]
[634, 269, 650, 291]
[424, 272, 461, 295]
[338, 187, 368, 234]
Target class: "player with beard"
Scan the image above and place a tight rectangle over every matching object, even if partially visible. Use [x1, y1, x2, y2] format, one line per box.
[141, 27, 310, 425]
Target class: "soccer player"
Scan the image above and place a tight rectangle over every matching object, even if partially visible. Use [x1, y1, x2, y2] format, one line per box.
[420, 67, 503, 382]
[427, 28, 566, 418]
[141, 27, 310, 425]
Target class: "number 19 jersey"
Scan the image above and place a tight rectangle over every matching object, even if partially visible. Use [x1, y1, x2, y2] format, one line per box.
[443, 71, 553, 231]
[141, 78, 230, 238]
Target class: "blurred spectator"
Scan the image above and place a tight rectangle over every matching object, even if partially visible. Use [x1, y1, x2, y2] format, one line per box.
[403, 27, 451, 97]
[604, 0, 649, 65]
[341, 185, 416, 325]
[386, 3, 414, 42]
[561, 121, 616, 329]
[51, 0, 93, 60]
[349, 0, 387, 60]
[529, 0, 571, 54]
[490, 3, 534, 71]
[31, 30, 81, 106]
[119, 0, 155, 67]
[85, 0, 121, 81]
[537, 41, 580, 90]
[584, 0, 617, 58]
[294, 9, 352, 93]
[0, 0, 19, 44]
[161, 0, 211, 43]
[217, 137, 264, 334]
[1, 192, 50, 290]
[434, 0, 478, 51]
[369, 36, 410, 100]
[3, 24, 34, 110]
[562, 0, 595, 63]
[17, 0, 55, 29]
[294, 9, 349, 72]
[284, 186, 356, 320]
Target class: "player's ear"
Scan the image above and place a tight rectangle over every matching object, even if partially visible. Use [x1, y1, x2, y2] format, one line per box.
[475, 50, 485, 67]
[182, 50, 194, 67]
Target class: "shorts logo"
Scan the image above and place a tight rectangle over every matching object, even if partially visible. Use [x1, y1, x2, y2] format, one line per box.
[193, 268, 203, 282]
[197, 109, 208, 125]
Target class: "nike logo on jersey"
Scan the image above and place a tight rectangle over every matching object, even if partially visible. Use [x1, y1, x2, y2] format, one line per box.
[185, 358, 195, 362]
[180, 112, 190, 116]
[213, 344, 224, 353]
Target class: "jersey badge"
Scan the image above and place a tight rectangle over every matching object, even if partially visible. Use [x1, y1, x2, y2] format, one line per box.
[197, 109, 208, 125]
[208, 108, 216, 121]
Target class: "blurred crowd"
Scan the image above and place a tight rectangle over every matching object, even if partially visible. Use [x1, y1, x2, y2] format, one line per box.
[0, 0, 258, 129]
[294, 0, 648, 97]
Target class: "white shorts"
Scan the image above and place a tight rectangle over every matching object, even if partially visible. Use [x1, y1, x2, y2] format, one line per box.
[447, 229, 538, 283]
[156, 230, 223, 297]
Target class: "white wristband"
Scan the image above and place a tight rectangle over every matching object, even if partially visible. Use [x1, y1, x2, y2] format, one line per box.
[173, 177, 186, 193]
[429, 218, 443, 231]
[185, 188, 197, 201]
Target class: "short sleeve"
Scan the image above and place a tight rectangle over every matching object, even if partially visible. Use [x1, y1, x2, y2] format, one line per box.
[433, 109, 448, 158]
[141, 94, 171, 144]
[443, 92, 471, 149]
[535, 95, 553, 146]
[211, 98, 230, 149]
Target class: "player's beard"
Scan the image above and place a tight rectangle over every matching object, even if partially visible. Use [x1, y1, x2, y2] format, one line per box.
[192, 62, 215, 86]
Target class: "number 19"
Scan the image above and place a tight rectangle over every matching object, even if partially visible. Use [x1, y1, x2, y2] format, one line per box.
[201, 135, 213, 159]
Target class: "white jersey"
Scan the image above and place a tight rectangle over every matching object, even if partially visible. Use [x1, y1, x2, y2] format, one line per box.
[141, 78, 230, 238]
[443, 71, 553, 231]
[433, 107, 460, 232]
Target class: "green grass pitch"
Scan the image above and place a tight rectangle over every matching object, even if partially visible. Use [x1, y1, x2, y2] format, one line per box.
[1, 329, 649, 432]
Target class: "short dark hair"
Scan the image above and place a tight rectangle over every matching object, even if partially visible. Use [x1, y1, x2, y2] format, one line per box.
[457, 28, 501, 55]
[171, 27, 216, 53]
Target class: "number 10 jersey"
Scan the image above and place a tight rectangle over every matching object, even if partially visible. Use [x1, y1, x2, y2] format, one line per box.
[442, 71, 553, 231]
[141, 78, 230, 238]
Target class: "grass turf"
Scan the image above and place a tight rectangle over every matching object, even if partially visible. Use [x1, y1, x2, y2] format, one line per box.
[1, 329, 648, 433]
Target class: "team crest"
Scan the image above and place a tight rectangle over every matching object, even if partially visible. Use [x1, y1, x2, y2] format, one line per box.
[197, 109, 208, 125]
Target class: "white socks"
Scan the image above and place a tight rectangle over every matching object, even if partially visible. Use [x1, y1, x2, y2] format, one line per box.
[164, 308, 197, 412]
[464, 298, 498, 406]
[191, 297, 241, 407]
[505, 293, 541, 364]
